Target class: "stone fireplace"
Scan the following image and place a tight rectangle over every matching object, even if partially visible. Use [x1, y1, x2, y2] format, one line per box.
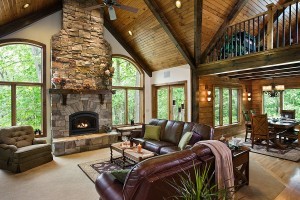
[50, 0, 117, 156]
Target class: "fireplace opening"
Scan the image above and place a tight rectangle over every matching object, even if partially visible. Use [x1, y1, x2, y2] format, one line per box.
[69, 111, 99, 136]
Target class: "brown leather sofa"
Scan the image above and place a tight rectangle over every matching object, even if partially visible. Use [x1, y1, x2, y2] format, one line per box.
[131, 119, 214, 154]
[95, 143, 215, 200]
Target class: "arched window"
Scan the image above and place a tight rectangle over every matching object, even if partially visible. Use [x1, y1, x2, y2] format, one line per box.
[0, 39, 46, 136]
[112, 55, 144, 125]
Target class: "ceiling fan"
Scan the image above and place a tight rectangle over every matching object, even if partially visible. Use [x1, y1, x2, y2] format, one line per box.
[85, 0, 138, 20]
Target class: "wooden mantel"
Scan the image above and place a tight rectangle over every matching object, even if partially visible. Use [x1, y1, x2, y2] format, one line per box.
[49, 89, 115, 105]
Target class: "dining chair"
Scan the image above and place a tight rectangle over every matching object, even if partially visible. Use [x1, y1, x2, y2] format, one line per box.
[242, 110, 252, 142]
[251, 114, 277, 151]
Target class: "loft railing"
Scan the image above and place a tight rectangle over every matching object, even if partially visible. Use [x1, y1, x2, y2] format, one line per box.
[206, 0, 300, 63]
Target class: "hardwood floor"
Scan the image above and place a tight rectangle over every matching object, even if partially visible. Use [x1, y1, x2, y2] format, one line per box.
[236, 133, 300, 200]
[251, 153, 300, 200]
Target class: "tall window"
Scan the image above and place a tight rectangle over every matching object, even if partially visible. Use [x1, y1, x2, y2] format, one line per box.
[0, 39, 46, 135]
[263, 88, 300, 119]
[214, 87, 240, 127]
[112, 56, 144, 125]
[153, 82, 187, 121]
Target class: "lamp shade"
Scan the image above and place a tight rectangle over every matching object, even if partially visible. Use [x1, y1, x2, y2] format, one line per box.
[275, 85, 285, 91]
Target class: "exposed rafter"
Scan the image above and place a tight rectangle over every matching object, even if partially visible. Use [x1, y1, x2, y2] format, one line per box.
[0, 3, 62, 38]
[103, 17, 152, 77]
[200, 0, 249, 64]
[143, 0, 195, 68]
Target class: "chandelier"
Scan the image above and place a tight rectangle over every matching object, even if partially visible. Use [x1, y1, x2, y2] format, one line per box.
[262, 82, 285, 97]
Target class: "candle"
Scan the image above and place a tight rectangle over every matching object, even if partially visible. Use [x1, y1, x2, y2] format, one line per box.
[181, 104, 184, 109]
[137, 143, 142, 153]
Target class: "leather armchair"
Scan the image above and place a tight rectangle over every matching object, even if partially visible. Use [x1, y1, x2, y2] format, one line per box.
[95, 143, 215, 200]
[0, 126, 53, 173]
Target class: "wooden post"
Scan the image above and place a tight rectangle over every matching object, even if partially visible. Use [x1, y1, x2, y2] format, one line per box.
[266, 3, 275, 50]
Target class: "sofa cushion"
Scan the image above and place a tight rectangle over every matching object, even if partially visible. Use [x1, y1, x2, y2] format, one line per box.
[13, 144, 52, 159]
[159, 146, 181, 155]
[182, 122, 195, 135]
[110, 169, 130, 183]
[0, 126, 34, 148]
[188, 124, 213, 145]
[144, 140, 174, 154]
[178, 131, 193, 150]
[144, 125, 161, 141]
[147, 119, 168, 138]
[161, 120, 184, 145]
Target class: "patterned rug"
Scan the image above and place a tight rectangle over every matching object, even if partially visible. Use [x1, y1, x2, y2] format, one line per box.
[241, 140, 300, 162]
[78, 159, 131, 183]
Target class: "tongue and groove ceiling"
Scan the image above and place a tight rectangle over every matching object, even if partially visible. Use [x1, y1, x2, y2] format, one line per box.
[0, 0, 298, 77]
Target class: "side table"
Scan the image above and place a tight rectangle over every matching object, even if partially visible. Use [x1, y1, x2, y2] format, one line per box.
[116, 125, 142, 139]
[231, 146, 250, 190]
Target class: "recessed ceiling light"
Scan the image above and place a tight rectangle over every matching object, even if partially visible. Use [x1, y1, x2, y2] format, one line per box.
[175, 0, 182, 8]
[23, 3, 30, 9]
[128, 30, 133, 36]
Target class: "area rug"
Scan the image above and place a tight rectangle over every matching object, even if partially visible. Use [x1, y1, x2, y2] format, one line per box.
[78, 159, 285, 200]
[241, 141, 300, 162]
[78, 159, 124, 182]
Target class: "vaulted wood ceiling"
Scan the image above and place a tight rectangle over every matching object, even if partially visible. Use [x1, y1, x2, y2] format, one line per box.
[0, 0, 299, 78]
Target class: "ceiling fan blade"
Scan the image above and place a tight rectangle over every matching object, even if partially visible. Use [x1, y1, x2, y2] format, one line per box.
[108, 6, 117, 20]
[84, 4, 105, 11]
[117, 4, 138, 13]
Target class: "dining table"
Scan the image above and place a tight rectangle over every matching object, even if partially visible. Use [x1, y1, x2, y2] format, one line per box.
[268, 118, 300, 147]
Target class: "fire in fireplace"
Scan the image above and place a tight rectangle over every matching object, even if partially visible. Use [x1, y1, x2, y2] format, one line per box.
[69, 111, 99, 135]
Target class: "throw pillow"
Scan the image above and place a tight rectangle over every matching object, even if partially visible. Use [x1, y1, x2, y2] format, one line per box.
[178, 131, 193, 150]
[143, 125, 161, 141]
[110, 169, 130, 183]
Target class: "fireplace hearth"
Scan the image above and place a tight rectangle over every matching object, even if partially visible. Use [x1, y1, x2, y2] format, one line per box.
[69, 111, 99, 136]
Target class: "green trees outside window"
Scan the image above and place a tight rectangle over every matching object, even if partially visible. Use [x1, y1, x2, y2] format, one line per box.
[263, 88, 300, 119]
[214, 87, 240, 127]
[112, 56, 143, 125]
[0, 41, 45, 132]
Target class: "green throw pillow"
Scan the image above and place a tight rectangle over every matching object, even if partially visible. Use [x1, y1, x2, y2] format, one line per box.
[110, 169, 130, 183]
[143, 125, 161, 141]
[178, 132, 193, 150]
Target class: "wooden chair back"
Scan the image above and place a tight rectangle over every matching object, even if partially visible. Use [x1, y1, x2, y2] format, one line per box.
[251, 114, 269, 137]
[280, 110, 295, 119]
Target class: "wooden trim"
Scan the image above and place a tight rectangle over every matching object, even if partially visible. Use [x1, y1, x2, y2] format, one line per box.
[0, 3, 62, 38]
[11, 85, 16, 126]
[201, 0, 249, 63]
[143, 0, 195, 68]
[197, 44, 300, 76]
[0, 39, 47, 136]
[104, 18, 152, 77]
[112, 86, 143, 90]
[152, 81, 188, 121]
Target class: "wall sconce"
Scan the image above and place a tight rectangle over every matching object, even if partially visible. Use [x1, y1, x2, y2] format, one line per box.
[205, 85, 212, 102]
[246, 89, 251, 101]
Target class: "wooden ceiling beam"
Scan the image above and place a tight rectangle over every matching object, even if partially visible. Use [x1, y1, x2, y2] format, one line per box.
[104, 17, 152, 77]
[219, 62, 300, 77]
[197, 44, 300, 76]
[232, 69, 300, 79]
[0, 3, 62, 38]
[192, 0, 203, 123]
[240, 72, 300, 80]
[143, 0, 195, 68]
[200, 0, 249, 63]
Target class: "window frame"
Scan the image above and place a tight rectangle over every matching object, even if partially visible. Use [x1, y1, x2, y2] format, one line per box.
[152, 81, 188, 121]
[0, 39, 47, 136]
[111, 54, 144, 126]
[213, 85, 242, 127]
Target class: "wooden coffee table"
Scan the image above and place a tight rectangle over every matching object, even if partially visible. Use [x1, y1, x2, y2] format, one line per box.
[110, 142, 155, 169]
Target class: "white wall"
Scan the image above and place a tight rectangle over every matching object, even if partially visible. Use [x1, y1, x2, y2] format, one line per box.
[2, 11, 63, 141]
[1, 11, 191, 138]
[151, 65, 192, 122]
